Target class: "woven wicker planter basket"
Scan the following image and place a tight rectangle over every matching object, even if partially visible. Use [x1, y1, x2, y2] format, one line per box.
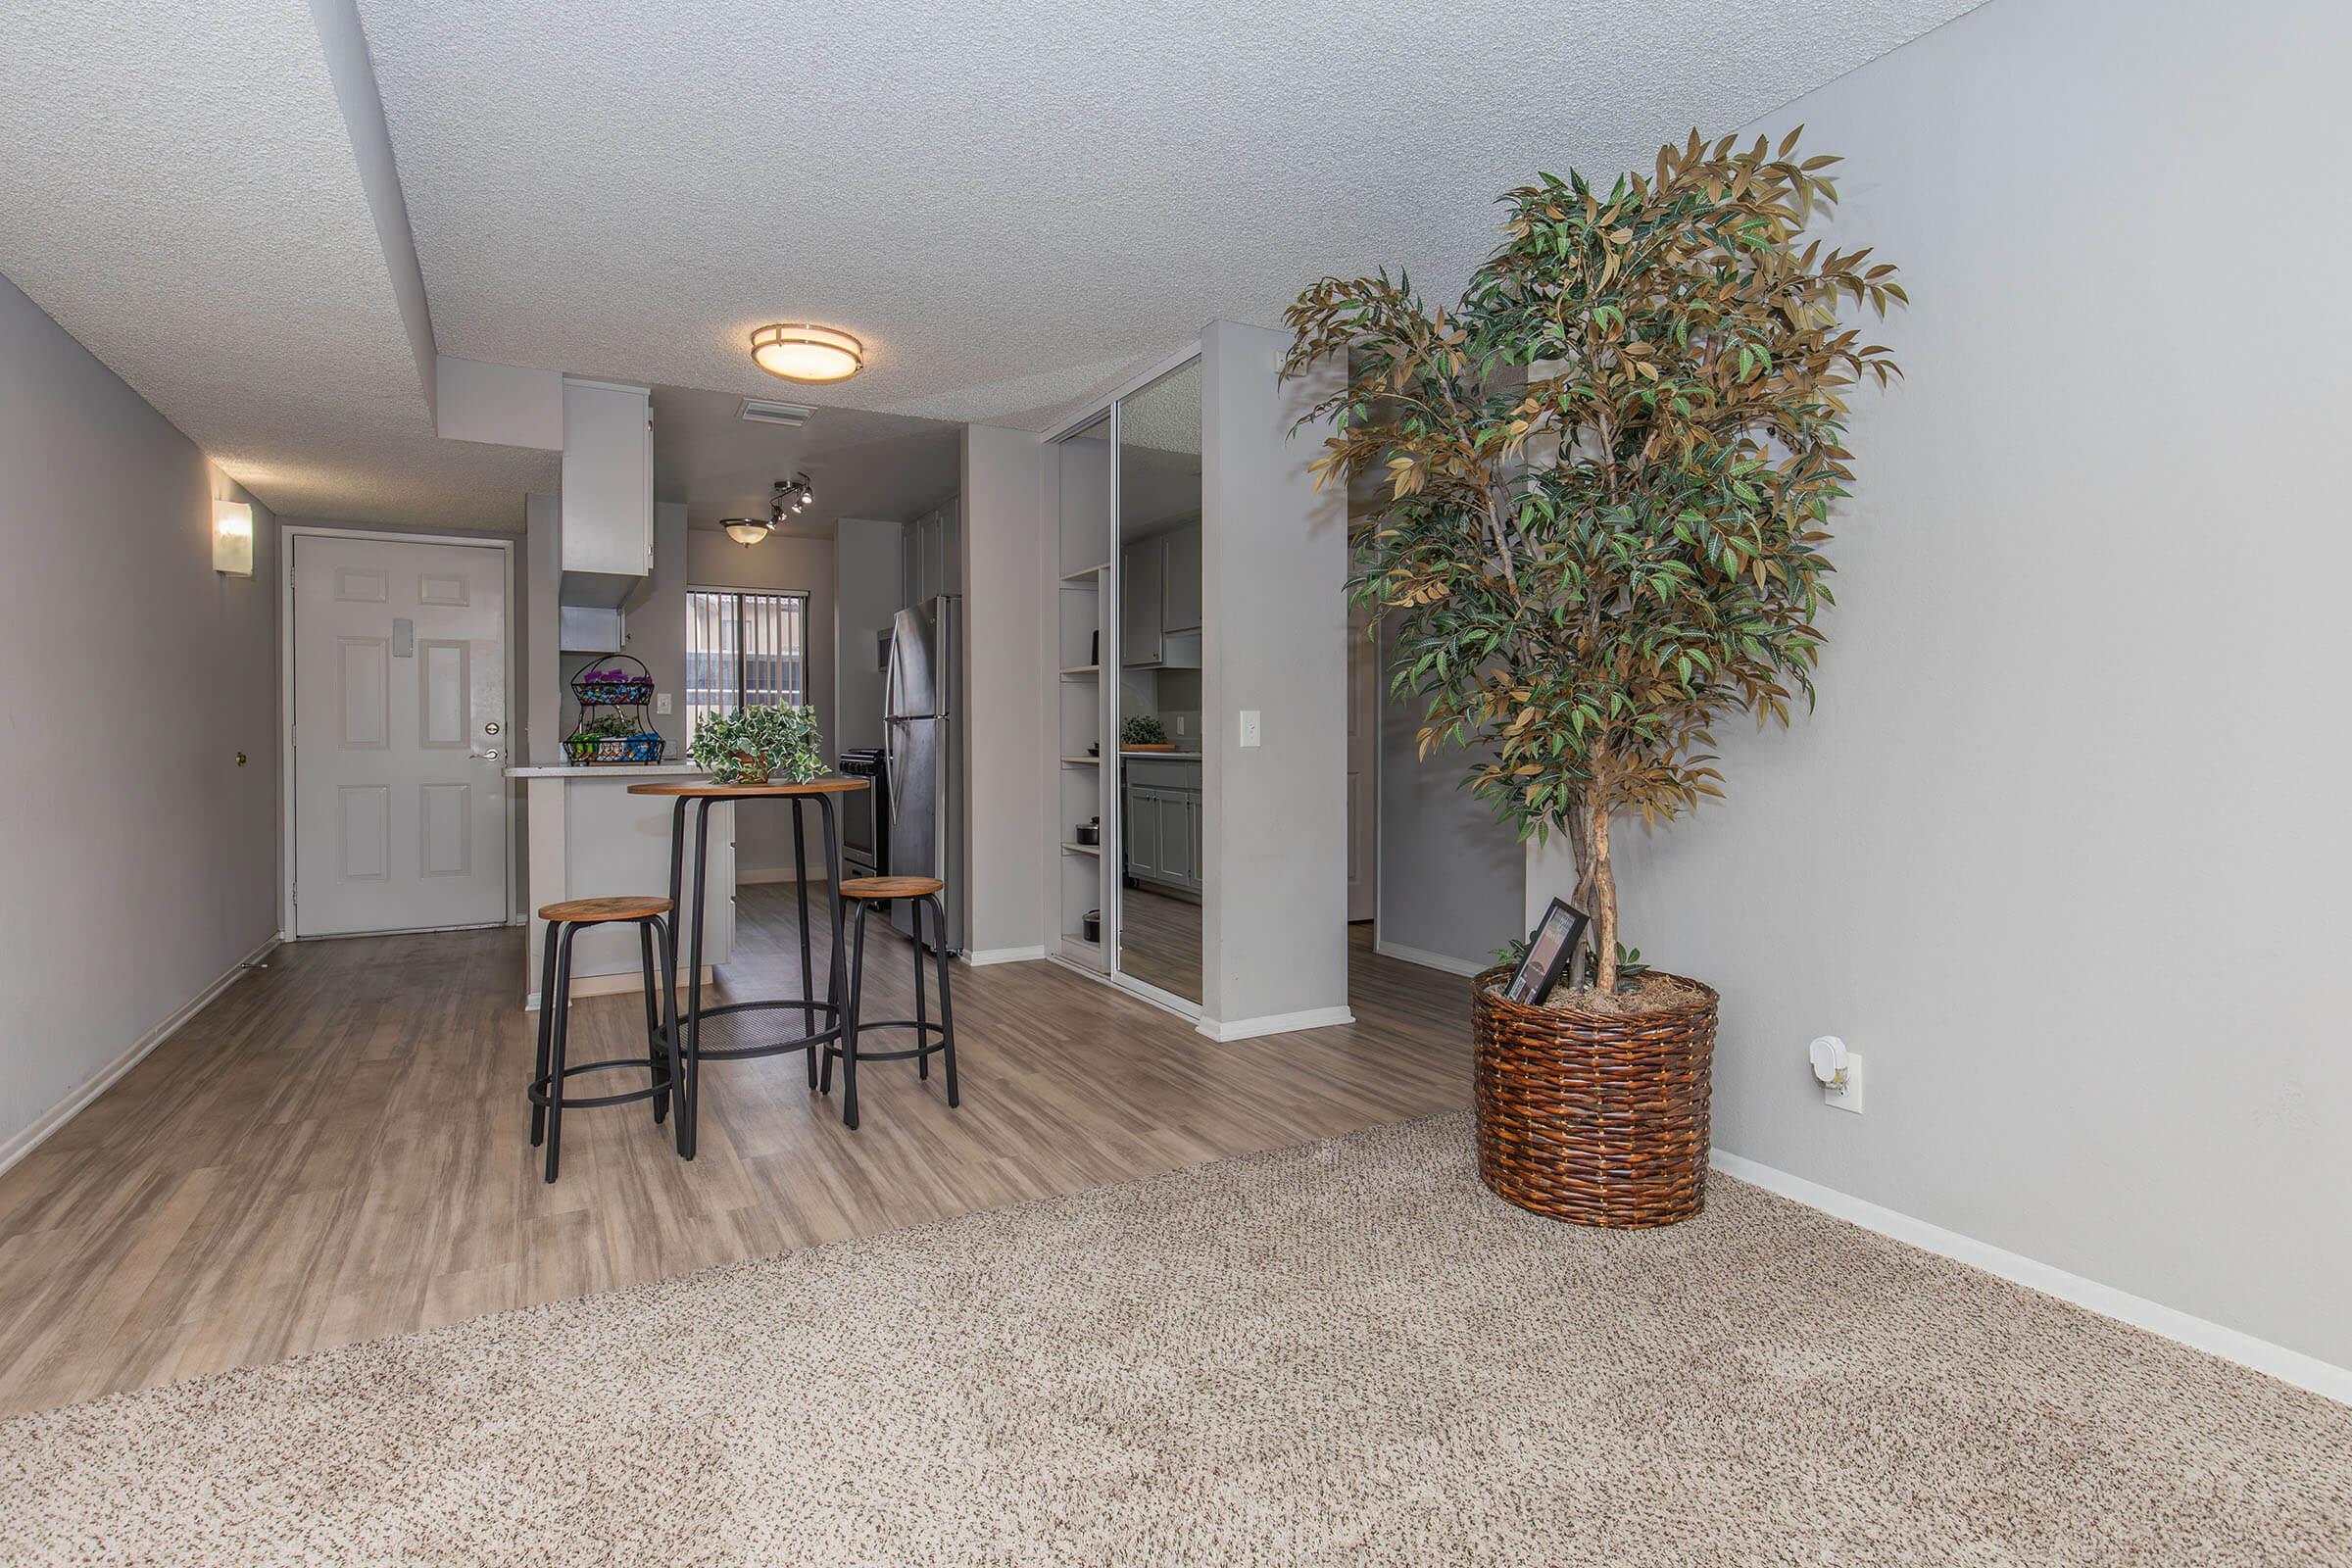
[1471, 965, 1719, 1229]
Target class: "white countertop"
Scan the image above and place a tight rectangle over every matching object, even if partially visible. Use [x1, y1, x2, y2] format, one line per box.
[1118, 750, 1201, 760]
[504, 763, 709, 779]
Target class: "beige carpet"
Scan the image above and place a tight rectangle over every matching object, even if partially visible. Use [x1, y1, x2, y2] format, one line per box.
[1, 1115, 2345, 1566]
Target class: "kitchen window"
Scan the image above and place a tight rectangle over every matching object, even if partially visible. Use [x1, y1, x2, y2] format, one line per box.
[687, 588, 808, 737]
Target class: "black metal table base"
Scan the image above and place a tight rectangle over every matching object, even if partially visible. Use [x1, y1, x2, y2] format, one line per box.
[662, 793, 850, 1159]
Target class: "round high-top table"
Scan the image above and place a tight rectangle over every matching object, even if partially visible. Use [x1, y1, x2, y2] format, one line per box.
[627, 777, 869, 1157]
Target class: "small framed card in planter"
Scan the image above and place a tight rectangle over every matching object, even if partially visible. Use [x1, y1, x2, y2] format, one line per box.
[1505, 897, 1591, 1006]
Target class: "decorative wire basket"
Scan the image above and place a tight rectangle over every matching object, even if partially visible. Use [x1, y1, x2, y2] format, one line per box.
[564, 732, 664, 766]
[570, 654, 657, 708]
[565, 653, 661, 764]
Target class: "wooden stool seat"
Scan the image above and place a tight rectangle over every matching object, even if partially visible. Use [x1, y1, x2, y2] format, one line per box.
[839, 875, 945, 901]
[539, 895, 672, 924]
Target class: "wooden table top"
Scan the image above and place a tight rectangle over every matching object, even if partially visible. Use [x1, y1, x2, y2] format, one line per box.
[626, 776, 868, 798]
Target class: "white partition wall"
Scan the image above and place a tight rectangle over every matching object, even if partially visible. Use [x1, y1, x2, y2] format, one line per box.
[960, 424, 1052, 963]
[1031, 320, 1349, 1038]
[1196, 318, 1350, 1039]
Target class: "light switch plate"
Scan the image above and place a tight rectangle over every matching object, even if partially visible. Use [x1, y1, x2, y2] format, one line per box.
[1239, 710, 1262, 748]
[657, 692, 673, 715]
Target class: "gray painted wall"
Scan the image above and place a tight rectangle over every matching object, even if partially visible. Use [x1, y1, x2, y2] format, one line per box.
[0, 272, 281, 1158]
[960, 425, 1050, 957]
[1199, 319, 1349, 1030]
[1376, 613, 1524, 974]
[1528, 0, 2352, 1369]
[523, 493, 561, 765]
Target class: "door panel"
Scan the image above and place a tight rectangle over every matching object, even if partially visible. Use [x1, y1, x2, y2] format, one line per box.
[294, 534, 508, 935]
[418, 640, 469, 748]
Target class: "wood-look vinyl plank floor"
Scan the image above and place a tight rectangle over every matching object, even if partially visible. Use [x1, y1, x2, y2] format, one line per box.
[0, 888, 1469, 1417]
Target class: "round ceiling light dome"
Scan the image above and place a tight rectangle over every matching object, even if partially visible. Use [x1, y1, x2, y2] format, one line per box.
[750, 322, 863, 383]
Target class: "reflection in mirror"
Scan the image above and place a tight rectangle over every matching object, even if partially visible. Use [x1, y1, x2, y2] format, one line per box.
[1114, 360, 1203, 1004]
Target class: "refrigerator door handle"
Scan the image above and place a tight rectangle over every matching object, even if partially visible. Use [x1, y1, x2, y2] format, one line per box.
[882, 720, 904, 827]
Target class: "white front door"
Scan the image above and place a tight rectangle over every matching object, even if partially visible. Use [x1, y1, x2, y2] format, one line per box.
[291, 533, 510, 935]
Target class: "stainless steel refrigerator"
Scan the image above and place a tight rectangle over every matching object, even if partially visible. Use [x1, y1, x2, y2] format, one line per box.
[882, 596, 963, 952]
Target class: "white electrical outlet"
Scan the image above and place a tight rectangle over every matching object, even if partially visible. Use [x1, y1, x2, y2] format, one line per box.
[1239, 710, 1262, 748]
[656, 692, 673, 715]
[1822, 1051, 1865, 1114]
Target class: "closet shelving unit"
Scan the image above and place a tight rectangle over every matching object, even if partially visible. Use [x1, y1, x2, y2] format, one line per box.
[1052, 430, 1114, 972]
[1055, 560, 1109, 967]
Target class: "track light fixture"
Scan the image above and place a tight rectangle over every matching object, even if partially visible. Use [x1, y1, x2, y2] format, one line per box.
[719, 473, 815, 547]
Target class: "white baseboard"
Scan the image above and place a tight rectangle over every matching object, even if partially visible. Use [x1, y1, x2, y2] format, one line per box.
[737, 865, 830, 885]
[1373, 939, 1487, 978]
[964, 945, 1046, 967]
[1710, 1149, 2352, 1408]
[524, 965, 714, 1011]
[1198, 1005, 1355, 1043]
[0, 934, 280, 1180]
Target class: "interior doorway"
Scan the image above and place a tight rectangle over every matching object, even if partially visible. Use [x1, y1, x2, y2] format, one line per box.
[285, 529, 513, 936]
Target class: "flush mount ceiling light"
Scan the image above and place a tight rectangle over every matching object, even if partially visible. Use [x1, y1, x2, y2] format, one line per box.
[750, 322, 863, 383]
[720, 473, 815, 547]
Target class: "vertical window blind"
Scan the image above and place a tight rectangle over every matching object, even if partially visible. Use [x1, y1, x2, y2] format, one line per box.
[687, 588, 808, 739]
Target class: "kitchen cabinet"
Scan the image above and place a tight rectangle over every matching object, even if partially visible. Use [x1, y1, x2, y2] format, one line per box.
[559, 379, 653, 606]
[1122, 760, 1202, 895]
[1161, 520, 1201, 632]
[1121, 533, 1166, 667]
[901, 496, 961, 608]
[1121, 523, 1201, 667]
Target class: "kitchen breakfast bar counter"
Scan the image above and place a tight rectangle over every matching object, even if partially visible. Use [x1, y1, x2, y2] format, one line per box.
[507, 764, 735, 1009]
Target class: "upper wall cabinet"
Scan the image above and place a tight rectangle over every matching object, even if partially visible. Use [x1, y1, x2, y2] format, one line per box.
[560, 379, 653, 605]
[1120, 520, 1202, 668]
[1122, 531, 1165, 667]
[901, 495, 961, 609]
[1161, 519, 1201, 632]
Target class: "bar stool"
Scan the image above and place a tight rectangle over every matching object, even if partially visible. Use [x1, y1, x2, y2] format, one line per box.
[821, 876, 958, 1131]
[530, 896, 683, 1184]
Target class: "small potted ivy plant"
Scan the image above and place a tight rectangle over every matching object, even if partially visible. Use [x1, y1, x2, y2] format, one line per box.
[1121, 715, 1174, 752]
[689, 704, 825, 785]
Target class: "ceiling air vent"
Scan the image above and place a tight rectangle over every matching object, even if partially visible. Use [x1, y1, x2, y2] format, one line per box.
[738, 397, 816, 427]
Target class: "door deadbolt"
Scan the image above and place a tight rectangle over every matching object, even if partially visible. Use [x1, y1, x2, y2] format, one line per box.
[484, 721, 502, 735]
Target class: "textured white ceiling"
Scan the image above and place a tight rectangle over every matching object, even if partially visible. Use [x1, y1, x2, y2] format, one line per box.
[0, 1, 551, 529]
[359, 0, 1980, 430]
[2, 0, 1979, 526]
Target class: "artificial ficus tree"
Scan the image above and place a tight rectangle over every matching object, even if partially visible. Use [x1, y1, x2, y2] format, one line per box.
[1284, 128, 1904, 994]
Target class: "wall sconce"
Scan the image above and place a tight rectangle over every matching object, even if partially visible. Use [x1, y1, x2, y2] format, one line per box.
[214, 499, 254, 576]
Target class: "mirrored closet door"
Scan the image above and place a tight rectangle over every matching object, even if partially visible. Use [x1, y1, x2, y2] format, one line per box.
[1112, 360, 1203, 1005]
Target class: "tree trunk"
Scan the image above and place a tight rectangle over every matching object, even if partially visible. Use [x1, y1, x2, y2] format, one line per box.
[1589, 796, 1619, 994]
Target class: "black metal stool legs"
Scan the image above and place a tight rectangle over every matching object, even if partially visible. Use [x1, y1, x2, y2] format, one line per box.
[823, 891, 958, 1131]
[530, 910, 685, 1185]
[530, 922, 560, 1149]
[928, 893, 959, 1109]
[911, 899, 929, 1082]
[543, 923, 578, 1184]
[838, 901, 870, 1130]
[656, 913, 687, 1158]
[638, 919, 669, 1124]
